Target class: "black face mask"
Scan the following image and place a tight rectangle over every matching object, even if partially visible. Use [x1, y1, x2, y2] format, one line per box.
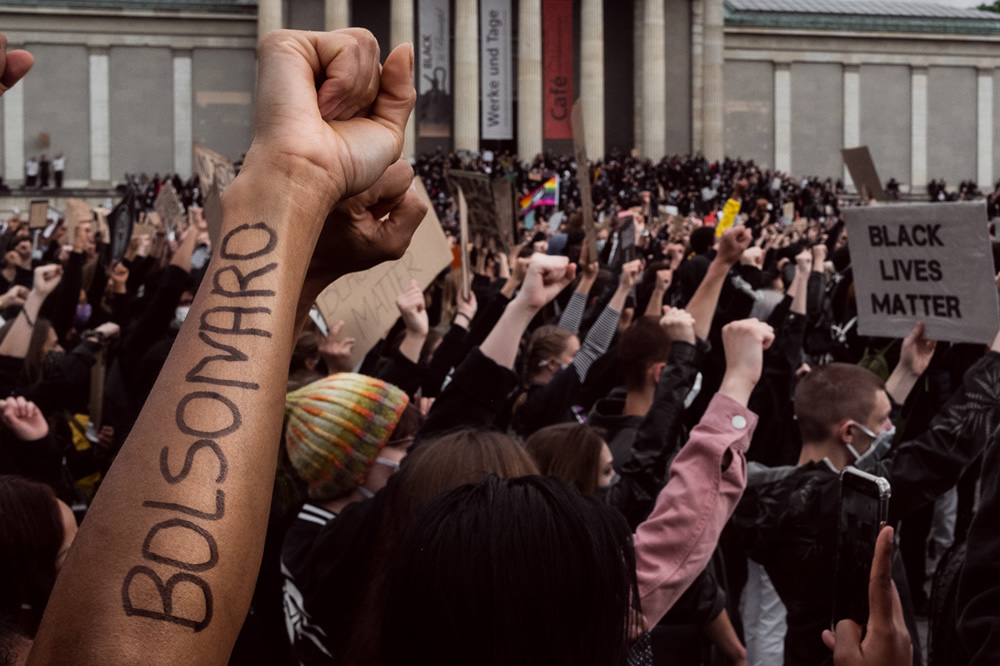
[594, 473, 621, 503]
[43, 350, 66, 378]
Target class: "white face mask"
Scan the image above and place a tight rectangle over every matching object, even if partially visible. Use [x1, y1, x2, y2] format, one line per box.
[357, 457, 402, 499]
[175, 306, 191, 323]
[846, 421, 896, 472]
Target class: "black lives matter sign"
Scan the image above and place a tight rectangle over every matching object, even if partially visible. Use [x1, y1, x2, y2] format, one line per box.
[845, 202, 999, 344]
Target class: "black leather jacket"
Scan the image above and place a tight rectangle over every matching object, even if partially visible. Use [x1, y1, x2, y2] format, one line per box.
[606, 339, 703, 530]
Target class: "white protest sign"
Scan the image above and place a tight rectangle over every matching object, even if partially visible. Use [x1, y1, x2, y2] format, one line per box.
[844, 201, 998, 344]
[315, 179, 453, 368]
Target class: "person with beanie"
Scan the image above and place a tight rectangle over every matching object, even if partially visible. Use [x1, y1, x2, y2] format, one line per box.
[281, 372, 419, 664]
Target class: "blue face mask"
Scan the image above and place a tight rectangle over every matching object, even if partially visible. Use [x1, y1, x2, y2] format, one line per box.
[846, 422, 896, 472]
[595, 239, 607, 254]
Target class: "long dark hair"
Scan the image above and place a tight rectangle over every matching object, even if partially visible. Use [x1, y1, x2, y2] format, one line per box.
[381, 475, 639, 666]
[341, 429, 539, 666]
[0, 475, 65, 636]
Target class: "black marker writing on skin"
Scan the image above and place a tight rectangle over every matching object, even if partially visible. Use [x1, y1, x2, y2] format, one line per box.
[121, 221, 279, 632]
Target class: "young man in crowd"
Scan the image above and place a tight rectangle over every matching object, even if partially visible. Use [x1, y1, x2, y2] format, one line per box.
[731, 322, 1000, 664]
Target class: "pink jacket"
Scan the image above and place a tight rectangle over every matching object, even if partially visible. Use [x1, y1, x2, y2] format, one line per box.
[634, 393, 756, 625]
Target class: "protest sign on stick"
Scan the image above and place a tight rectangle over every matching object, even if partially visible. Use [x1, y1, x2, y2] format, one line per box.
[844, 201, 998, 344]
[29, 200, 48, 230]
[491, 179, 517, 250]
[203, 185, 224, 249]
[193, 143, 236, 190]
[154, 184, 184, 234]
[842, 146, 885, 201]
[64, 198, 94, 239]
[315, 178, 453, 368]
[457, 187, 471, 301]
[571, 99, 598, 262]
[446, 170, 508, 252]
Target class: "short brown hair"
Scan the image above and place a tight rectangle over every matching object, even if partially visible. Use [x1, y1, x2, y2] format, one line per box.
[526, 423, 604, 495]
[793, 363, 885, 443]
[618, 318, 671, 391]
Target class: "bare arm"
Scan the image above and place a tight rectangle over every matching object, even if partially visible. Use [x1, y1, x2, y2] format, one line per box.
[0, 265, 62, 359]
[30, 29, 419, 665]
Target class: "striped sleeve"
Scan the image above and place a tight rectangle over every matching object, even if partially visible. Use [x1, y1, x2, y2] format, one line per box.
[572, 303, 621, 382]
[558, 290, 588, 335]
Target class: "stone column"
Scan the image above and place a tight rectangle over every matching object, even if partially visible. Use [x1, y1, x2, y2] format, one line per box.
[2, 67, 25, 186]
[391, 0, 416, 157]
[325, 0, 350, 30]
[690, 0, 704, 156]
[633, 1, 644, 154]
[89, 47, 111, 185]
[702, 0, 724, 163]
[258, 0, 282, 41]
[842, 65, 860, 190]
[454, 0, 479, 151]
[173, 50, 193, 177]
[911, 67, 928, 193]
[978, 68, 993, 188]
[774, 63, 791, 174]
[641, 0, 666, 158]
[580, 0, 604, 158]
[518, 0, 543, 159]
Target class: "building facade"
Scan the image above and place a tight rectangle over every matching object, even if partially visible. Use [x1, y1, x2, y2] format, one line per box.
[1, 0, 998, 192]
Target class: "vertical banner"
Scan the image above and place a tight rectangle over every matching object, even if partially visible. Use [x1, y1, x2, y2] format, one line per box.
[543, 0, 573, 139]
[480, 0, 513, 140]
[417, 0, 452, 138]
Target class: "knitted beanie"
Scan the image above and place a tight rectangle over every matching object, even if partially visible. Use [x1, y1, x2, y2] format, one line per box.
[285, 373, 410, 501]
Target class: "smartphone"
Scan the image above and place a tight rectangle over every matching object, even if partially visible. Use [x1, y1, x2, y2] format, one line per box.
[832, 467, 891, 627]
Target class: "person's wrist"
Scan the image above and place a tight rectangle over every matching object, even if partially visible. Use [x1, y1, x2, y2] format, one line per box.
[718, 374, 756, 406]
[224, 158, 336, 239]
[238, 146, 343, 223]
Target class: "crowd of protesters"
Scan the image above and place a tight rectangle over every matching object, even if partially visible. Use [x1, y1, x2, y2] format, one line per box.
[2, 27, 1000, 666]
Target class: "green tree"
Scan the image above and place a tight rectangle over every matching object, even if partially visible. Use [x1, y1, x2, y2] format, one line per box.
[979, 1, 1000, 11]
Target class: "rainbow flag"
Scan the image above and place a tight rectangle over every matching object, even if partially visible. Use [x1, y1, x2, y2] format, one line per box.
[520, 176, 559, 214]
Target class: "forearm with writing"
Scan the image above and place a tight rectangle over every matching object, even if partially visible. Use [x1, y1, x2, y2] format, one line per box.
[30, 174, 320, 665]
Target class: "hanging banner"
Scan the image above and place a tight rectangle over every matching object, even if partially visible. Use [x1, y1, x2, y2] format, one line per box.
[543, 0, 573, 140]
[480, 0, 513, 140]
[417, 0, 452, 138]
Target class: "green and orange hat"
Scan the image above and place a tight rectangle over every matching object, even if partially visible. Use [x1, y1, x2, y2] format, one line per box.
[285, 373, 410, 500]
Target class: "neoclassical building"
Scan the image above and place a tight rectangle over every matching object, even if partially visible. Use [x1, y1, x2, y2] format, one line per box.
[1, 0, 999, 192]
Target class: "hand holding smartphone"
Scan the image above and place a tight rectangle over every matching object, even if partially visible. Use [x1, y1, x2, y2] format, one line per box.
[832, 467, 891, 628]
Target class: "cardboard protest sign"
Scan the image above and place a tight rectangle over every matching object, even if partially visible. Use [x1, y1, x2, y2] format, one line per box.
[491, 178, 517, 250]
[315, 178, 453, 368]
[64, 198, 94, 239]
[29, 200, 48, 230]
[842, 147, 885, 201]
[193, 143, 236, 190]
[844, 201, 998, 344]
[446, 170, 508, 252]
[154, 184, 184, 234]
[457, 187, 471, 300]
[571, 100, 598, 261]
[203, 185, 224, 249]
